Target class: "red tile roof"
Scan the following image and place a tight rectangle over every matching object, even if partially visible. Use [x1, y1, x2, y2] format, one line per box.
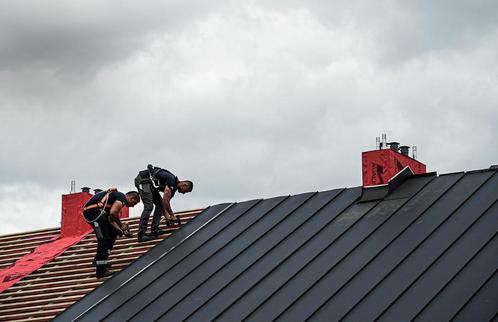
[0, 209, 203, 322]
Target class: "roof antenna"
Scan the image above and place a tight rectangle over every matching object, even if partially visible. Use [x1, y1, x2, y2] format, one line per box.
[381, 133, 387, 149]
[70, 180, 76, 194]
[412, 146, 418, 159]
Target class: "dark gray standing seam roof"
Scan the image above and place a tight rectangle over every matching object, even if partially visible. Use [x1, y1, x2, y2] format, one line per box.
[55, 167, 498, 322]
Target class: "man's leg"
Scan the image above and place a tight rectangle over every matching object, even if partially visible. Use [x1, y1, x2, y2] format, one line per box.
[136, 178, 155, 237]
[93, 217, 113, 278]
[108, 220, 118, 252]
[106, 221, 118, 269]
[150, 189, 166, 235]
[86, 209, 102, 267]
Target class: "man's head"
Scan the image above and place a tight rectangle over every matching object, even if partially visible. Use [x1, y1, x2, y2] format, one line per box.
[177, 180, 193, 194]
[125, 191, 141, 207]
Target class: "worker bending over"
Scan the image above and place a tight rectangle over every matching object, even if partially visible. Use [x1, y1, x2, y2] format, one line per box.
[83, 188, 140, 278]
[134, 165, 193, 242]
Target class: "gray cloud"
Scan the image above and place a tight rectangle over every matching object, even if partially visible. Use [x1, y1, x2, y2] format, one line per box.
[0, 0, 232, 75]
[257, 0, 498, 64]
[0, 1, 497, 234]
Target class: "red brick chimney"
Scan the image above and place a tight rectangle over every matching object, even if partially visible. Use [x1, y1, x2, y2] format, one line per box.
[60, 187, 129, 237]
[362, 135, 426, 186]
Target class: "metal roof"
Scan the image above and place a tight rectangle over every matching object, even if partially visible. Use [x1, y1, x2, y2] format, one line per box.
[55, 167, 498, 321]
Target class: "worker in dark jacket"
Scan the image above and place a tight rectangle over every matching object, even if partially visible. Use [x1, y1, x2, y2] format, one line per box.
[83, 188, 140, 278]
[134, 165, 193, 242]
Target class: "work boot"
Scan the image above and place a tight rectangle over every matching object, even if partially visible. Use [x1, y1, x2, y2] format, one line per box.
[96, 269, 114, 279]
[137, 233, 156, 242]
[150, 228, 167, 236]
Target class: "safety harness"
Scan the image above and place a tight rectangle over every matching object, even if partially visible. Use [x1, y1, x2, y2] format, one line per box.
[82, 188, 116, 224]
[82, 188, 128, 239]
[144, 164, 177, 190]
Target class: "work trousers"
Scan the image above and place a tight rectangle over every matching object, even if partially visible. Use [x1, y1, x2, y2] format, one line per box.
[85, 209, 118, 274]
[135, 175, 163, 235]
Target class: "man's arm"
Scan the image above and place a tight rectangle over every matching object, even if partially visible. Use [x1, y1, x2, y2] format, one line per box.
[162, 187, 174, 218]
[109, 200, 132, 237]
[109, 200, 125, 229]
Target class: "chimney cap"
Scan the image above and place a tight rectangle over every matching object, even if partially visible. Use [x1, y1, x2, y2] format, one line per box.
[93, 188, 103, 194]
[399, 145, 410, 156]
[388, 142, 400, 151]
[81, 187, 91, 193]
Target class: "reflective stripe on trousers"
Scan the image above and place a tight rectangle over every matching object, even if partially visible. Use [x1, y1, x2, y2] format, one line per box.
[95, 260, 109, 265]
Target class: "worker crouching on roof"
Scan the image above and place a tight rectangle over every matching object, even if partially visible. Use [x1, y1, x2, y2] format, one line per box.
[134, 164, 193, 242]
[82, 188, 140, 278]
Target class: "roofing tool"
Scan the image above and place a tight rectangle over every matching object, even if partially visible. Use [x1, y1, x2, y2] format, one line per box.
[109, 220, 133, 238]
[162, 210, 182, 227]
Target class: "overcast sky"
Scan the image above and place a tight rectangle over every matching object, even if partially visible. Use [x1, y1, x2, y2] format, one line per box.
[1, 0, 497, 234]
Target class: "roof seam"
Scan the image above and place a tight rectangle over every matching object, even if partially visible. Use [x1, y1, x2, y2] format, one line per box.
[399, 175, 498, 320]
[374, 171, 496, 320]
[198, 189, 348, 321]
[238, 189, 362, 320]
[332, 172, 467, 320]
[414, 226, 498, 321]
[102, 200, 265, 320]
[268, 198, 381, 320]
[328, 176, 437, 319]
[384, 200, 498, 320]
[152, 194, 318, 321]
[304, 175, 437, 321]
[449, 269, 498, 321]
[74, 203, 235, 321]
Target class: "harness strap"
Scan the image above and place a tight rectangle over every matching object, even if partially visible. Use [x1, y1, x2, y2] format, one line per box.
[146, 165, 177, 190]
[97, 192, 109, 208]
[82, 188, 116, 224]
[83, 203, 112, 212]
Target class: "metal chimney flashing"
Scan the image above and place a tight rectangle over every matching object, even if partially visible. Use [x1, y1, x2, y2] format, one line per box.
[359, 166, 414, 203]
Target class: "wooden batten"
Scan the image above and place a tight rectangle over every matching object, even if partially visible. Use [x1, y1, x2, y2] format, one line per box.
[0, 210, 203, 322]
